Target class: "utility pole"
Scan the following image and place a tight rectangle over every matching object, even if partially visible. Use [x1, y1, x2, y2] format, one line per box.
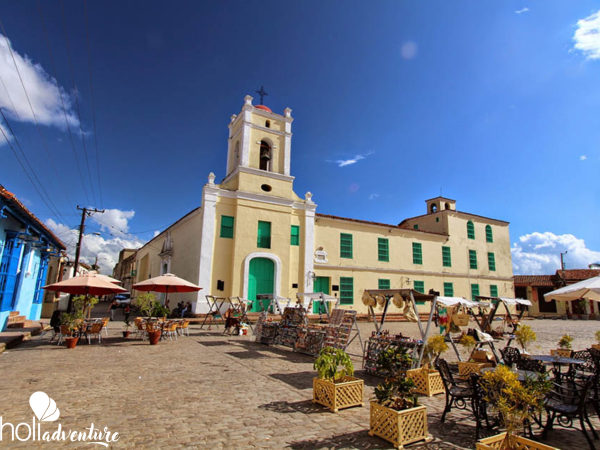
[68, 206, 104, 312]
[560, 251, 568, 271]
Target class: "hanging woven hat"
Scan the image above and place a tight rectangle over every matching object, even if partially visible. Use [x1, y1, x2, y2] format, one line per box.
[376, 294, 387, 307]
[361, 291, 376, 307]
[392, 293, 404, 309]
[404, 300, 418, 323]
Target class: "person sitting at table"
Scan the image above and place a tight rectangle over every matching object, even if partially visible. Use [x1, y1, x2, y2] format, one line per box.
[180, 303, 188, 318]
[50, 310, 61, 340]
[223, 307, 240, 335]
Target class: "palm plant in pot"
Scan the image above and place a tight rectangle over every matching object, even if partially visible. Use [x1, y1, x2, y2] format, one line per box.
[551, 334, 573, 357]
[312, 347, 363, 412]
[60, 295, 96, 348]
[136, 293, 169, 345]
[477, 365, 555, 450]
[369, 345, 430, 449]
[407, 335, 447, 397]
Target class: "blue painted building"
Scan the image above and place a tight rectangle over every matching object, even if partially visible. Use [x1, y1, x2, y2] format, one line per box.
[0, 184, 65, 331]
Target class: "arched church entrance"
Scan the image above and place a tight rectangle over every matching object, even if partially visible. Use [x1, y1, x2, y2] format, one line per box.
[248, 257, 275, 312]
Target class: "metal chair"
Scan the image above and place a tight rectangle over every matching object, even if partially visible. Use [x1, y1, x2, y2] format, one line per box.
[543, 376, 598, 450]
[86, 323, 103, 344]
[516, 357, 546, 374]
[438, 358, 475, 422]
[500, 346, 521, 367]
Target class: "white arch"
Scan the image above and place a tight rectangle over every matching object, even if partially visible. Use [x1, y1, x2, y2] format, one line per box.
[242, 252, 282, 300]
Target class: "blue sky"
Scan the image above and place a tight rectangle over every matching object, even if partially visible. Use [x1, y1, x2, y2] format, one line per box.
[0, 1, 599, 274]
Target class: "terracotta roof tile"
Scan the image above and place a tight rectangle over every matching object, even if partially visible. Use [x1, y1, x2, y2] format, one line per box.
[0, 184, 66, 249]
[555, 269, 600, 282]
[513, 275, 555, 287]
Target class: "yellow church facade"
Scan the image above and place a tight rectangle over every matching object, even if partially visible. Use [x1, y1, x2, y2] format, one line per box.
[131, 96, 514, 314]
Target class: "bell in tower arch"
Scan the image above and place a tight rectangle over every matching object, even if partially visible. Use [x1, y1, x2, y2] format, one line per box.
[259, 140, 271, 171]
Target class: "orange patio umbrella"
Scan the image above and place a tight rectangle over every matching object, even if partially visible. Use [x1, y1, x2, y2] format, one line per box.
[132, 273, 202, 304]
[43, 273, 127, 296]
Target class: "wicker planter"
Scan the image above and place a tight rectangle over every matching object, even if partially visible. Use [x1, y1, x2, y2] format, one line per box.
[458, 361, 492, 376]
[313, 376, 364, 412]
[550, 349, 572, 357]
[476, 432, 559, 450]
[406, 368, 444, 397]
[369, 402, 428, 449]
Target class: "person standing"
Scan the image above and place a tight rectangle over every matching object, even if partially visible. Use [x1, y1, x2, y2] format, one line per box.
[124, 304, 131, 323]
[108, 299, 118, 321]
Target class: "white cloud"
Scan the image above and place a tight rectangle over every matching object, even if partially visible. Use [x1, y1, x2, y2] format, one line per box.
[0, 34, 78, 131]
[46, 210, 146, 275]
[511, 231, 600, 275]
[92, 209, 135, 237]
[573, 10, 600, 60]
[329, 151, 374, 167]
[515, 7, 529, 14]
[400, 42, 418, 60]
[369, 193, 380, 200]
[580, 155, 587, 161]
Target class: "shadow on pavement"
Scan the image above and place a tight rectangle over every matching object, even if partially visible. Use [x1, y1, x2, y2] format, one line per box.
[259, 399, 323, 415]
[270, 371, 315, 390]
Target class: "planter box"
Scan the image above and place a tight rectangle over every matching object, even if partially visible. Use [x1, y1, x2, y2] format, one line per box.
[476, 432, 559, 450]
[550, 349, 572, 357]
[313, 376, 364, 412]
[458, 361, 493, 376]
[369, 402, 428, 449]
[406, 368, 444, 397]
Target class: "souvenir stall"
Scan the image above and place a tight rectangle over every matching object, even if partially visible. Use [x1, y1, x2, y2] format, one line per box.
[476, 296, 532, 352]
[295, 292, 340, 319]
[362, 289, 436, 376]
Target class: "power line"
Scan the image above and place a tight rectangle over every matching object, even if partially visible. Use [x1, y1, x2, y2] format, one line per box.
[36, 0, 90, 204]
[0, 17, 77, 213]
[83, 0, 103, 209]
[59, 0, 97, 206]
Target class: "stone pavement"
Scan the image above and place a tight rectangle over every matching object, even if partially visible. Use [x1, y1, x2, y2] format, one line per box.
[0, 319, 598, 449]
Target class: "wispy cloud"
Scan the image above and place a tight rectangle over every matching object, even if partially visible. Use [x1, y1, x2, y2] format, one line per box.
[369, 193, 380, 200]
[328, 151, 374, 168]
[580, 155, 587, 161]
[515, 7, 529, 14]
[511, 231, 600, 275]
[573, 9, 600, 60]
[400, 42, 418, 60]
[0, 34, 78, 133]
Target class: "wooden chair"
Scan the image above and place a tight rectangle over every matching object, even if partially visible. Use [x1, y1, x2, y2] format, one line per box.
[163, 321, 178, 340]
[101, 317, 110, 336]
[86, 323, 103, 344]
[177, 320, 190, 336]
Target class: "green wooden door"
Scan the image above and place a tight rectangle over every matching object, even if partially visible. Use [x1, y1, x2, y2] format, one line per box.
[313, 276, 330, 313]
[248, 258, 275, 312]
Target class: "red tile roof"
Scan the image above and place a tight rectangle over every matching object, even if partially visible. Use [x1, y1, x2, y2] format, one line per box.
[315, 213, 447, 236]
[0, 184, 66, 249]
[555, 269, 600, 282]
[513, 275, 554, 287]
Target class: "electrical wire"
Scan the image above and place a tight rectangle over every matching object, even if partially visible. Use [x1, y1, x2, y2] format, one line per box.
[36, 0, 90, 205]
[0, 16, 77, 212]
[59, 0, 97, 206]
[83, 0, 103, 209]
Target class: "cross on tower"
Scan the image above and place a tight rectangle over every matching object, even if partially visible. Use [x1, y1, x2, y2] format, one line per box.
[256, 86, 268, 105]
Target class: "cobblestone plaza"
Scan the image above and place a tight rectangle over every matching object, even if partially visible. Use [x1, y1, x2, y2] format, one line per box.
[1, 318, 599, 449]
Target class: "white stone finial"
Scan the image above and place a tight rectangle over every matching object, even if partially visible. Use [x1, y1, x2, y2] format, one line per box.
[305, 191, 313, 203]
[244, 95, 253, 106]
[208, 172, 215, 185]
[230, 114, 237, 123]
[284, 107, 292, 118]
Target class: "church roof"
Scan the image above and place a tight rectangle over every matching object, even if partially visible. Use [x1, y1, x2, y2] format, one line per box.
[255, 105, 272, 113]
[315, 213, 447, 236]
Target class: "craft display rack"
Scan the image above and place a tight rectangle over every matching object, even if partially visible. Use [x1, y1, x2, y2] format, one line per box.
[363, 334, 423, 377]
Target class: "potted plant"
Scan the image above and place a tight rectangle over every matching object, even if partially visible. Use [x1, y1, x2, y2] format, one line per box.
[407, 335, 446, 397]
[551, 334, 573, 357]
[369, 345, 430, 449]
[123, 319, 132, 338]
[312, 347, 363, 412]
[593, 331, 600, 351]
[136, 293, 169, 345]
[514, 324, 536, 355]
[477, 365, 556, 450]
[457, 334, 488, 376]
[60, 295, 96, 349]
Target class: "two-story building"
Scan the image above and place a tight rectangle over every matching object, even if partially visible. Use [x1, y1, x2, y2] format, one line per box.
[132, 95, 514, 314]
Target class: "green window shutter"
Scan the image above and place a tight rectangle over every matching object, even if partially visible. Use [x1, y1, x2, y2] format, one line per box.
[413, 281, 425, 294]
[490, 285, 498, 297]
[378, 279, 390, 290]
[413, 224, 419, 230]
[485, 225, 493, 243]
[340, 277, 354, 305]
[469, 250, 478, 269]
[436, 217, 439, 223]
[412, 242, 423, 265]
[340, 233, 353, 259]
[443, 282, 454, 297]
[488, 252, 496, 271]
[378, 238, 389, 262]
[471, 283, 480, 300]
[257, 221, 271, 249]
[220, 215, 234, 238]
[290, 225, 300, 246]
[442, 246, 451, 267]
[467, 220, 475, 240]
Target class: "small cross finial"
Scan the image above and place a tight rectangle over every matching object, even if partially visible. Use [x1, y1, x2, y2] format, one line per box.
[256, 86, 268, 105]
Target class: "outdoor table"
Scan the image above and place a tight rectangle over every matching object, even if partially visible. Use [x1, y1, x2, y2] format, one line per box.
[527, 355, 586, 365]
[480, 366, 538, 381]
